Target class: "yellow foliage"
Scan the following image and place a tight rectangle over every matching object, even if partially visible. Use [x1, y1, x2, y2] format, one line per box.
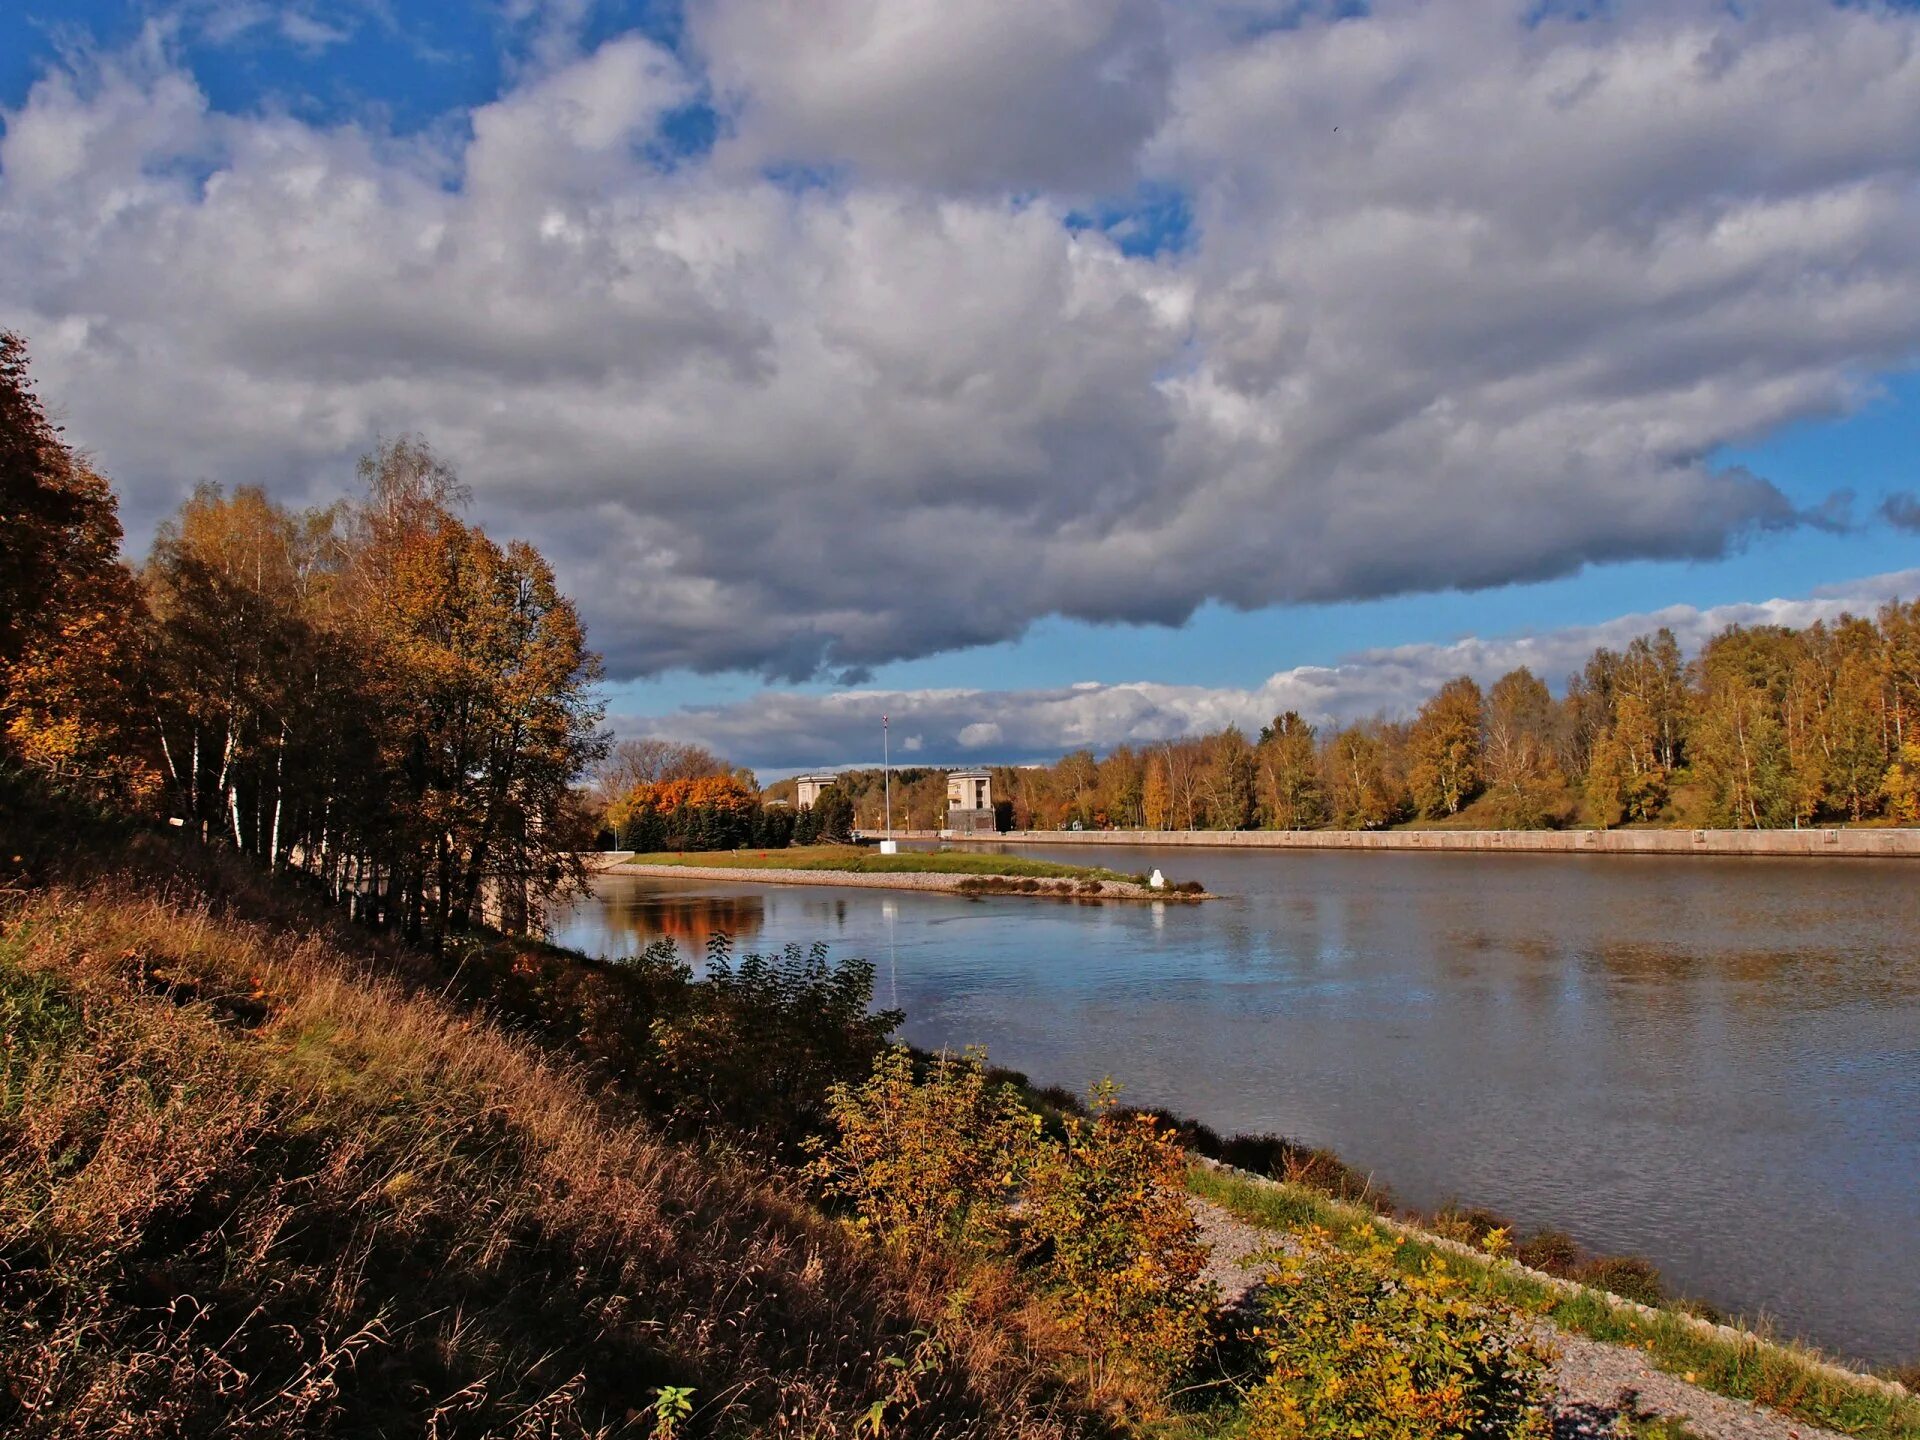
[1248, 1226, 1550, 1440]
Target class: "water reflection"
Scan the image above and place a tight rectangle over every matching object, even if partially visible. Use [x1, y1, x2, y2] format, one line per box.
[549, 848, 1920, 1367]
[564, 881, 765, 959]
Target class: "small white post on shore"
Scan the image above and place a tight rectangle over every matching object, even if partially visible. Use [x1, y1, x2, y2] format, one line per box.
[1149, 868, 1166, 890]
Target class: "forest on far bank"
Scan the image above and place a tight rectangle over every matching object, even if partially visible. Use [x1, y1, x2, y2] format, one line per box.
[745, 615, 1920, 836]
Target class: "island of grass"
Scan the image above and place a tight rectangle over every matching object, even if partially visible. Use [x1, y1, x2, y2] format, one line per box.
[608, 843, 1210, 901]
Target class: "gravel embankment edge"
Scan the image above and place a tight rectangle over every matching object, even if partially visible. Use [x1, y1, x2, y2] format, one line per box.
[1189, 1158, 1913, 1440]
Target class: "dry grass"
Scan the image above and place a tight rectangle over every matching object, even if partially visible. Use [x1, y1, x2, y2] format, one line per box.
[0, 872, 1112, 1439]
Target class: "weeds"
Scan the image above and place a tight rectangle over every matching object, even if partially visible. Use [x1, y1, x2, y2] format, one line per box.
[1246, 1225, 1551, 1439]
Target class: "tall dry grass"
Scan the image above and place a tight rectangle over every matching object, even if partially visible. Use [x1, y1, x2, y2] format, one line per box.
[0, 876, 1108, 1438]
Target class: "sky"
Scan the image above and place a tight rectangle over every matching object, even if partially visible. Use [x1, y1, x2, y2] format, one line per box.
[2, 0, 1917, 775]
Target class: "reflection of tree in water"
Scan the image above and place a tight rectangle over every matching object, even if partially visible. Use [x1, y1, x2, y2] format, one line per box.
[608, 891, 766, 952]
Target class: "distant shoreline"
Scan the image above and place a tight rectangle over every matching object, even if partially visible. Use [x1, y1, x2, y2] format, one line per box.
[606, 860, 1209, 901]
[945, 826, 1920, 859]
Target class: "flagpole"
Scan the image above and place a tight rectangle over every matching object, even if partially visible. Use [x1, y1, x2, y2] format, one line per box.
[883, 714, 892, 839]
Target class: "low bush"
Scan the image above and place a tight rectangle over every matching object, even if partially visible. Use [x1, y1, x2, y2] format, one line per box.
[1578, 1255, 1666, 1307]
[809, 1060, 1216, 1410]
[1515, 1227, 1581, 1276]
[805, 1045, 1040, 1253]
[449, 930, 899, 1151]
[1248, 1225, 1552, 1440]
[1025, 1085, 1217, 1401]
[1147, 1113, 1387, 1209]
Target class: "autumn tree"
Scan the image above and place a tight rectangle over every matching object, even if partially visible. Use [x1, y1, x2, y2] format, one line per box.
[1786, 618, 1888, 822]
[1407, 677, 1483, 818]
[1256, 711, 1324, 828]
[1323, 724, 1405, 829]
[1691, 628, 1797, 829]
[145, 485, 324, 853]
[1198, 726, 1257, 830]
[0, 333, 150, 796]
[1482, 669, 1564, 828]
[133, 437, 606, 942]
[593, 737, 731, 809]
[1096, 745, 1146, 829]
[1142, 752, 1172, 830]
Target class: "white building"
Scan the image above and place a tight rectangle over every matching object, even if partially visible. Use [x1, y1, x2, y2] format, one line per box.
[793, 773, 837, 810]
[946, 769, 996, 836]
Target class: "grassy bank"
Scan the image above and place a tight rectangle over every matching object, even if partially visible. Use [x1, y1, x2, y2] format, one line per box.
[0, 816, 1111, 1437]
[620, 843, 1162, 886]
[1188, 1165, 1920, 1440]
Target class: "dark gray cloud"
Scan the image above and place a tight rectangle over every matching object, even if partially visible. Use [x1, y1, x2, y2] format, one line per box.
[1884, 493, 1920, 533]
[4, 3, 1920, 680]
[615, 570, 1920, 774]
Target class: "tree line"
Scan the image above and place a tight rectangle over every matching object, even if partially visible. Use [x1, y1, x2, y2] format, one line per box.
[0, 334, 605, 944]
[979, 619, 1920, 832]
[589, 738, 855, 850]
[750, 616, 1920, 835]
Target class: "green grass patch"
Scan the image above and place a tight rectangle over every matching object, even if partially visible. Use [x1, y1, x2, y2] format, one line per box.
[0, 957, 84, 1113]
[1188, 1164, 1920, 1440]
[621, 843, 1153, 885]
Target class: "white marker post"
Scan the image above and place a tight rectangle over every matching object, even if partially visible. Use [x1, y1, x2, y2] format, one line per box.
[879, 714, 897, 854]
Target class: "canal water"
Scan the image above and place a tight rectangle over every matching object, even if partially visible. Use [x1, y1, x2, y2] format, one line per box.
[548, 844, 1920, 1367]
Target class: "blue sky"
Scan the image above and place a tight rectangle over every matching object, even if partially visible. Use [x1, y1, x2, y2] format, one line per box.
[4, 0, 1918, 769]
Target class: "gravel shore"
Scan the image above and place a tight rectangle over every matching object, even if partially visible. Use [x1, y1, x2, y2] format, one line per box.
[1188, 1196, 1876, 1440]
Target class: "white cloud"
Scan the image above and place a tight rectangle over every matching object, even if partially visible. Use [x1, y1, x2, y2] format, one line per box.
[4, 3, 1920, 681]
[617, 570, 1920, 770]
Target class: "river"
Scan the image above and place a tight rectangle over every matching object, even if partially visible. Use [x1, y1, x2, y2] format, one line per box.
[547, 843, 1920, 1368]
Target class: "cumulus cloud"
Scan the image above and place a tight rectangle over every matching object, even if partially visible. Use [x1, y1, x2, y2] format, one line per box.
[4, 2, 1920, 680]
[617, 570, 1920, 771]
[693, 0, 1171, 193]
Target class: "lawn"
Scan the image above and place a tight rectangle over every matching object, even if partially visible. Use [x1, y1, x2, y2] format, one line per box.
[619, 843, 1151, 886]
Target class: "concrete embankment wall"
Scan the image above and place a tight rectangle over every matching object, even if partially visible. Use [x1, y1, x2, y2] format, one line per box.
[952, 826, 1920, 859]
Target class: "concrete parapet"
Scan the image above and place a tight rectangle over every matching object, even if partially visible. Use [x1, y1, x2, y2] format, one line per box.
[959, 827, 1920, 859]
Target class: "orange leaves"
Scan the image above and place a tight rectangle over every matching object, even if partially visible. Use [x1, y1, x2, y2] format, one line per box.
[625, 773, 760, 817]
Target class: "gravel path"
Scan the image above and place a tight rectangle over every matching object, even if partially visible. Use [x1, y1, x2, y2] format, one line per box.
[1189, 1198, 1859, 1440]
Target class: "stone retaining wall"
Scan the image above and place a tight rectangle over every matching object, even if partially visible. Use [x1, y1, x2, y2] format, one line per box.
[954, 827, 1920, 858]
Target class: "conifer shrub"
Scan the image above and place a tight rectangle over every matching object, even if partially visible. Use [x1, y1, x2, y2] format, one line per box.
[1248, 1225, 1551, 1440]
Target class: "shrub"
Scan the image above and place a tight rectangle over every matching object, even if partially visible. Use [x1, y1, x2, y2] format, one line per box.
[447, 933, 899, 1151]
[1026, 1083, 1216, 1396]
[1248, 1226, 1551, 1440]
[1577, 1255, 1666, 1307]
[804, 1046, 1040, 1253]
[647, 936, 902, 1147]
[1514, 1228, 1580, 1277]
